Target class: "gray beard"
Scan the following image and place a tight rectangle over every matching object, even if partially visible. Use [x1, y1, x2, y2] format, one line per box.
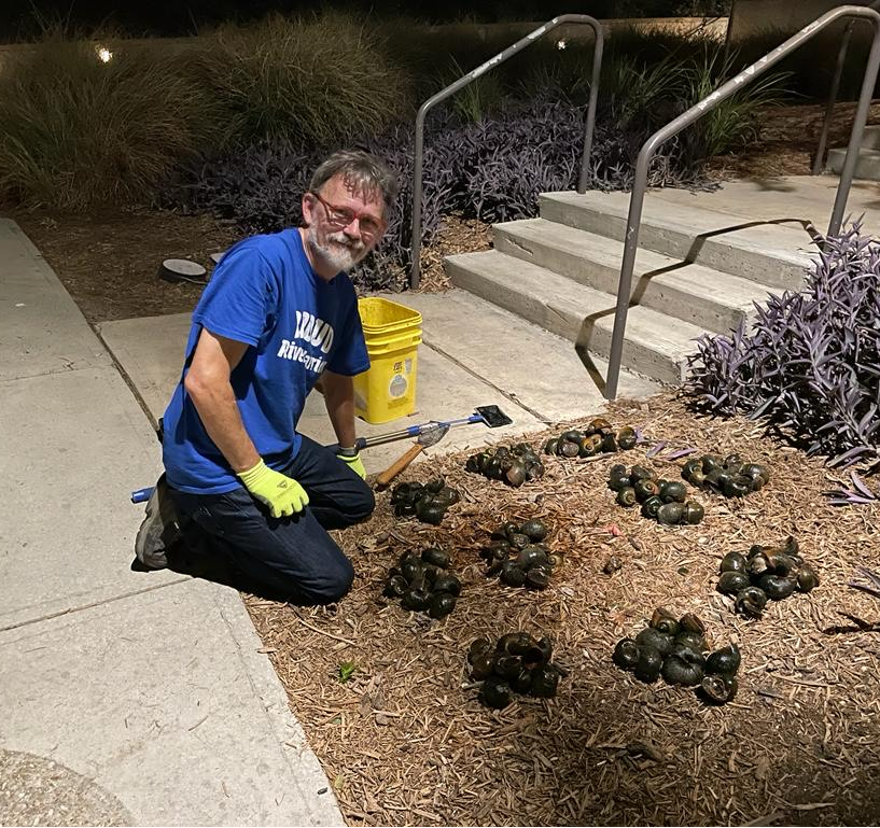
[307, 227, 366, 274]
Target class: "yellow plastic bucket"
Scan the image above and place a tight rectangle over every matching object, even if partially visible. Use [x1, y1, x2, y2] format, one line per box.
[353, 297, 422, 424]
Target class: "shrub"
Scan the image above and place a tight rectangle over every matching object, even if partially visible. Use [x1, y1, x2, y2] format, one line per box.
[0, 32, 219, 209]
[194, 13, 413, 147]
[686, 224, 880, 474]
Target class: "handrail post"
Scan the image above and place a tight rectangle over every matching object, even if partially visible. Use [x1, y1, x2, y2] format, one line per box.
[603, 4, 880, 401]
[577, 27, 604, 194]
[828, 18, 880, 238]
[409, 14, 604, 290]
[813, 23, 854, 175]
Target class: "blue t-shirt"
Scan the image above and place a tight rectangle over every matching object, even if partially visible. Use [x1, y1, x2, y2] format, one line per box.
[162, 229, 370, 494]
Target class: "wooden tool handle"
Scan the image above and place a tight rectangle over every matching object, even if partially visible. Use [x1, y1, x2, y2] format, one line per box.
[376, 444, 424, 488]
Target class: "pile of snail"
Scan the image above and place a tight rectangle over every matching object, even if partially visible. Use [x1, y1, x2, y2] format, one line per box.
[716, 535, 820, 619]
[468, 632, 565, 708]
[682, 453, 770, 498]
[383, 547, 461, 619]
[613, 609, 741, 705]
[390, 479, 461, 525]
[479, 519, 557, 590]
[465, 443, 544, 487]
[543, 418, 637, 458]
[608, 463, 705, 525]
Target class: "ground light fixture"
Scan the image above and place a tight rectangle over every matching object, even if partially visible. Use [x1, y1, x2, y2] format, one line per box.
[96, 45, 113, 63]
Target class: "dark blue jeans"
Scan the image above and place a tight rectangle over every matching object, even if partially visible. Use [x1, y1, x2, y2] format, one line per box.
[168, 436, 375, 605]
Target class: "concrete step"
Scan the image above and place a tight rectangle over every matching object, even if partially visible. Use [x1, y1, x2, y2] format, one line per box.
[861, 125, 880, 151]
[445, 249, 707, 385]
[395, 290, 659, 422]
[827, 146, 880, 181]
[539, 190, 813, 292]
[492, 218, 774, 334]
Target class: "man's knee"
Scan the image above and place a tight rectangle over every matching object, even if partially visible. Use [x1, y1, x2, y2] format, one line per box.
[349, 482, 375, 523]
[302, 556, 354, 605]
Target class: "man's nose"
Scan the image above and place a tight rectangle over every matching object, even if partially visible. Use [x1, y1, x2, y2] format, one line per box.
[342, 217, 362, 238]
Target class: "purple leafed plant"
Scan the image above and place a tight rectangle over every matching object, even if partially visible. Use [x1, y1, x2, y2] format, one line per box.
[686, 224, 880, 477]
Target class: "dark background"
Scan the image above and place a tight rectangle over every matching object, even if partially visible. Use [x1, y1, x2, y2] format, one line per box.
[2, 1, 732, 41]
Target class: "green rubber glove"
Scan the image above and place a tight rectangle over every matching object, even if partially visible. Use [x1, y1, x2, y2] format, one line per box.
[238, 459, 309, 518]
[337, 451, 367, 480]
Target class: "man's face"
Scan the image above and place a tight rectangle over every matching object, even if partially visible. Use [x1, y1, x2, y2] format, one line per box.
[302, 174, 387, 279]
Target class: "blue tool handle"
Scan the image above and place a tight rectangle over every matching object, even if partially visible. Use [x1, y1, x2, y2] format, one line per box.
[131, 487, 154, 504]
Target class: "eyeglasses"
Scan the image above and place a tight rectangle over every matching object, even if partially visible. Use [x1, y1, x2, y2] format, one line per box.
[310, 191, 386, 239]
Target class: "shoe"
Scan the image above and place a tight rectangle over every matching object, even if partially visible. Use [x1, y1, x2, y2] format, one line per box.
[134, 474, 181, 570]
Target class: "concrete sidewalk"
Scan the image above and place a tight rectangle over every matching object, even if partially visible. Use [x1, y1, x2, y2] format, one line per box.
[0, 219, 342, 826]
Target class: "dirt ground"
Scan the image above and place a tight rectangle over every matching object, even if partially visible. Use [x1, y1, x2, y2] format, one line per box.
[9, 99, 880, 324]
[246, 392, 880, 826]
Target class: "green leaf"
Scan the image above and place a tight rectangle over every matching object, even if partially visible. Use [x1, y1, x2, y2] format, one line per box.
[338, 660, 357, 684]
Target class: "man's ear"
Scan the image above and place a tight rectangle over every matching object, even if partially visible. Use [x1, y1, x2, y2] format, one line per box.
[302, 192, 315, 226]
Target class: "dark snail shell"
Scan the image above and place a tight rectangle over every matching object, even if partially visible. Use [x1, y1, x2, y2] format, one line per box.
[633, 646, 663, 683]
[603, 556, 623, 575]
[600, 433, 618, 453]
[608, 473, 631, 492]
[723, 476, 752, 498]
[701, 454, 723, 473]
[500, 560, 528, 588]
[650, 608, 680, 637]
[561, 430, 583, 443]
[432, 573, 461, 597]
[706, 644, 741, 676]
[543, 438, 560, 456]
[433, 487, 461, 508]
[679, 613, 706, 635]
[479, 676, 512, 709]
[400, 557, 424, 582]
[682, 458, 703, 479]
[717, 570, 750, 596]
[516, 546, 549, 571]
[559, 441, 580, 458]
[496, 632, 533, 657]
[509, 532, 530, 550]
[425, 478, 445, 494]
[383, 574, 408, 598]
[675, 631, 707, 653]
[742, 463, 770, 485]
[587, 417, 612, 434]
[421, 547, 450, 568]
[610, 463, 628, 477]
[613, 638, 641, 671]
[635, 627, 674, 656]
[661, 653, 704, 687]
[747, 553, 771, 580]
[492, 654, 523, 681]
[758, 573, 797, 601]
[470, 653, 494, 681]
[428, 592, 457, 619]
[616, 486, 638, 507]
[525, 460, 545, 481]
[530, 665, 560, 698]
[657, 502, 686, 525]
[525, 564, 552, 590]
[579, 435, 603, 457]
[668, 642, 706, 668]
[511, 669, 534, 695]
[766, 552, 795, 576]
[630, 465, 656, 483]
[468, 638, 493, 664]
[736, 586, 768, 618]
[640, 495, 664, 519]
[617, 426, 637, 450]
[720, 551, 747, 574]
[524, 636, 553, 667]
[659, 481, 688, 503]
[416, 500, 446, 525]
[634, 478, 661, 502]
[699, 673, 738, 705]
[796, 563, 820, 593]
[683, 501, 705, 525]
[505, 461, 527, 487]
[402, 587, 431, 612]
[520, 519, 548, 542]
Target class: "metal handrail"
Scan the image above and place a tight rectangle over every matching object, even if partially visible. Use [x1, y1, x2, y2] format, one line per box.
[813, 0, 880, 175]
[409, 14, 604, 290]
[603, 4, 880, 401]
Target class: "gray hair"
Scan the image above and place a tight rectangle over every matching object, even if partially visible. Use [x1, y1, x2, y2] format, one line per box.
[309, 150, 398, 211]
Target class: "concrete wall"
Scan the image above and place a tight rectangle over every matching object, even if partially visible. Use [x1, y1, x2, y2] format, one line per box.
[728, 0, 874, 40]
